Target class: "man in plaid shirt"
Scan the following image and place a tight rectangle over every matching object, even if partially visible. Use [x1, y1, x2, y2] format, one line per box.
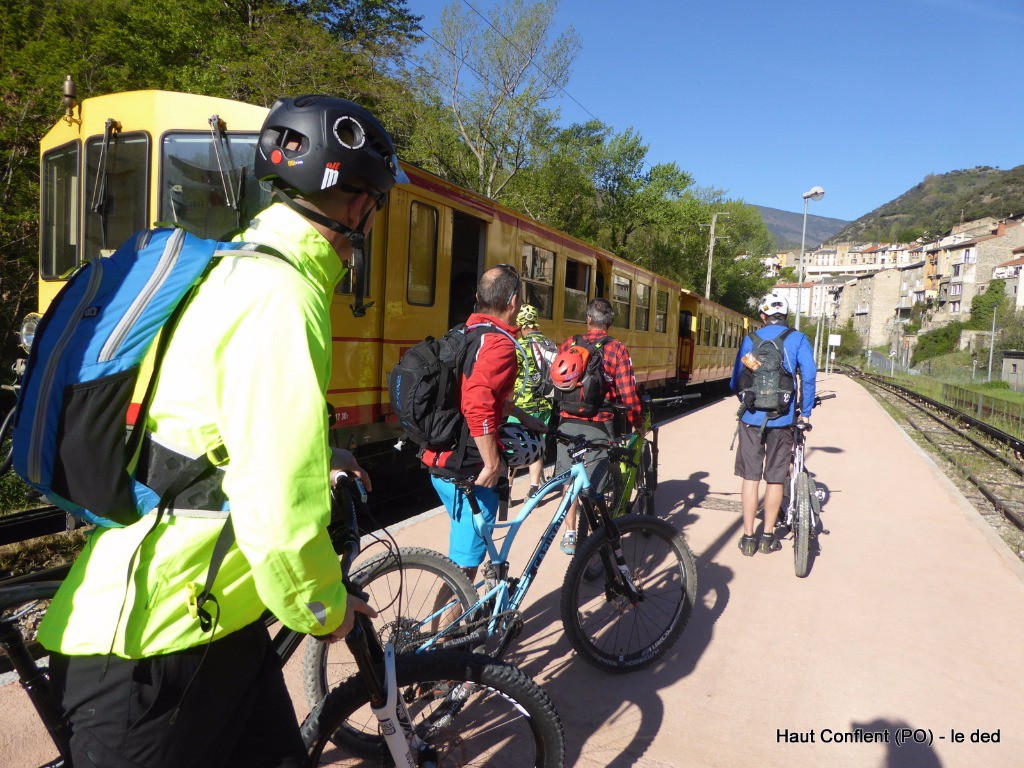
[554, 298, 643, 554]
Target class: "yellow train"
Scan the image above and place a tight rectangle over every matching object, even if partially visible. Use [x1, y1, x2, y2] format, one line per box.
[35, 86, 752, 463]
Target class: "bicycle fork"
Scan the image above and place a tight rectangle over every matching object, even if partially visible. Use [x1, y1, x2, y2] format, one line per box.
[346, 614, 437, 768]
[594, 514, 643, 606]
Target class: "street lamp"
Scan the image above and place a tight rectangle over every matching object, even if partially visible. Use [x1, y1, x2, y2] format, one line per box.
[794, 185, 825, 331]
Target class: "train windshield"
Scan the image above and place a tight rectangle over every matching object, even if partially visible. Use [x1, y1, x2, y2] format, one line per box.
[83, 131, 150, 261]
[160, 132, 271, 240]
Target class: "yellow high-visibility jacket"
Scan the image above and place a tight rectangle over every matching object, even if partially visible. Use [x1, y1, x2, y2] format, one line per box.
[39, 204, 348, 657]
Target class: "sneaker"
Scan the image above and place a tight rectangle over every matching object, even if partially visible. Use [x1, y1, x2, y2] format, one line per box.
[560, 531, 576, 555]
[527, 484, 541, 499]
[759, 534, 782, 554]
[738, 534, 758, 557]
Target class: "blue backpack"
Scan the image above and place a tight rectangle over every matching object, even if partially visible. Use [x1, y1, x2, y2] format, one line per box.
[11, 228, 260, 528]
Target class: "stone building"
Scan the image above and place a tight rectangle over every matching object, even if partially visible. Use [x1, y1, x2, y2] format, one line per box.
[836, 269, 902, 348]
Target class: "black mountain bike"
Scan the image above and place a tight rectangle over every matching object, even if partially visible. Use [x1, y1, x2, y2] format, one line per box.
[779, 393, 835, 578]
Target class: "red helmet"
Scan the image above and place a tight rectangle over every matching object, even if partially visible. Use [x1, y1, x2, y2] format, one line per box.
[551, 346, 588, 391]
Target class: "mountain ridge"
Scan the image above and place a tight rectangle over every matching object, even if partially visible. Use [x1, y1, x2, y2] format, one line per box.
[755, 205, 851, 250]
[828, 165, 1024, 243]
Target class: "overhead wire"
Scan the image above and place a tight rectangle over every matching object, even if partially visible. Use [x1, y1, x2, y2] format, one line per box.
[457, 0, 601, 123]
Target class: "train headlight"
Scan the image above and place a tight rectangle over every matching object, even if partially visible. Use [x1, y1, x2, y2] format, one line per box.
[19, 313, 42, 354]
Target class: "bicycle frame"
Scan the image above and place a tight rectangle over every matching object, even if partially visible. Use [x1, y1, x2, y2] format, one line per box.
[415, 436, 643, 653]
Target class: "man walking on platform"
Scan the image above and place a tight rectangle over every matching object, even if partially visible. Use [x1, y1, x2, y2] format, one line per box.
[731, 293, 816, 556]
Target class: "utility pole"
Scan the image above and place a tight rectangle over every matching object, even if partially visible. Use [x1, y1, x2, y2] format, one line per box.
[704, 211, 730, 299]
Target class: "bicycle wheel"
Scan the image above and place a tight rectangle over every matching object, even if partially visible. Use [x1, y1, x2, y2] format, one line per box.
[304, 548, 477, 707]
[561, 514, 697, 672]
[793, 471, 813, 578]
[301, 650, 565, 767]
[1, 405, 15, 476]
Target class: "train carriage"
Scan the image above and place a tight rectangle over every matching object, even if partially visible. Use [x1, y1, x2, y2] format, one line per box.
[32, 86, 750, 469]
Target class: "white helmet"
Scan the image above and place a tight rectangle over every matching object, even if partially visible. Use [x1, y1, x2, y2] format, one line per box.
[759, 293, 789, 317]
[498, 423, 545, 468]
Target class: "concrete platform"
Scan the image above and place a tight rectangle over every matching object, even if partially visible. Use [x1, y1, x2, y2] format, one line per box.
[3, 370, 1024, 767]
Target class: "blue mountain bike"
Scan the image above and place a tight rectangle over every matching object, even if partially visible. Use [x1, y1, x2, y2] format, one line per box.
[304, 429, 698, 750]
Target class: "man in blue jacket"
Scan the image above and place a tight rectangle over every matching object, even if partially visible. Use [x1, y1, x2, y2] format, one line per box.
[730, 293, 816, 555]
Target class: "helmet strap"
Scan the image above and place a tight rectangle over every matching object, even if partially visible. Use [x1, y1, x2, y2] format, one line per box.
[274, 190, 375, 318]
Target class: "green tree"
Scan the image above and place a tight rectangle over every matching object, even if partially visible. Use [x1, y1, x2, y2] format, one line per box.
[0, 0, 421, 366]
[420, 0, 580, 198]
[965, 279, 1010, 330]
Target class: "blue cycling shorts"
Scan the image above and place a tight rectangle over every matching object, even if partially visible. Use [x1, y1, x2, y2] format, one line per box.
[430, 476, 498, 568]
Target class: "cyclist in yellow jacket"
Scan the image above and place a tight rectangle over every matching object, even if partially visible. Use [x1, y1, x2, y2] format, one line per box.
[38, 96, 407, 768]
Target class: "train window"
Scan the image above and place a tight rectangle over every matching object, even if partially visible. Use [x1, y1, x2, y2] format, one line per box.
[696, 313, 703, 344]
[655, 290, 668, 333]
[161, 132, 269, 241]
[564, 258, 591, 322]
[40, 141, 80, 279]
[521, 243, 554, 319]
[635, 283, 651, 331]
[703, 315, 712, 346]
[613, 275, 632, 329]
[407, 201, 438, 305]
[84, 132, 149, 260]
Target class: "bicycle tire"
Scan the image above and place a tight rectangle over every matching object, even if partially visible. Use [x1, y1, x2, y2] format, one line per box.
[303, 548, 477, 708]
[794, 472, 813, 578]
[301, 650, 565, 767]
[560, 515, 697, 672]
[1, 405, 15, 476]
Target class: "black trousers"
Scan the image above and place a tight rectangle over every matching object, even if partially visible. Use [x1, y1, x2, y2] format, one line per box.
[48, 621, 306, 768]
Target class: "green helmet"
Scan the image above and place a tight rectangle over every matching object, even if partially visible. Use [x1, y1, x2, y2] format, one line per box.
[517, 304, 540, 328]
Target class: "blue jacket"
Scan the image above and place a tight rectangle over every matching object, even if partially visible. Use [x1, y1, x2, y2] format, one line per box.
[730, 322, 817, 427]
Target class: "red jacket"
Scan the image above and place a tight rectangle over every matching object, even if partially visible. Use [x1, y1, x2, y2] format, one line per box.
[421, 313, 519, 472]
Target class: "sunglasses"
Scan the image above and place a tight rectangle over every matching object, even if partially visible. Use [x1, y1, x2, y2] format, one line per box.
[495, 263, 521, 305]
[340, 183, 388, 211]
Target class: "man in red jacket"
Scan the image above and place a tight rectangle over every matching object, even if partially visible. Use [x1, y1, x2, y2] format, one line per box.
[422, 264, 522, 578]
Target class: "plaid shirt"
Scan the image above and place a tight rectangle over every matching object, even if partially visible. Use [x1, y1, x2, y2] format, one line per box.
[558, 329, 642, 430]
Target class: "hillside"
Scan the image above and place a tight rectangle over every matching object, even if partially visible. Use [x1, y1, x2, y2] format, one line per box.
[829, 165, 1024, 243]
[755, 205, 850, 250]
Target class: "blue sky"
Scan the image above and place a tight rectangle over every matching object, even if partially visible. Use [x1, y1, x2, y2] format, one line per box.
[409, 0, 1024, 221]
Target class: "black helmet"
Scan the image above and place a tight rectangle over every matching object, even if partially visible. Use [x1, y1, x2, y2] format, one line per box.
[255, 95, 408, 201]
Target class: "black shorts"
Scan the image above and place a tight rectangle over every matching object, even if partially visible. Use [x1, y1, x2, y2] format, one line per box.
[734, 423, 793, 484]
[555, 418, 617, 498]
[48, 621, 305, 768]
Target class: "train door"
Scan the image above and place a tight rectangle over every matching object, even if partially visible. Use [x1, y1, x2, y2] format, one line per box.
[448, 210, 487, 327]
[678, 310, 694, 382]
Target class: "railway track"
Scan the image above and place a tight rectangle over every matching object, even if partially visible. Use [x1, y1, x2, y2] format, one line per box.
[854, 370, 1024, 556]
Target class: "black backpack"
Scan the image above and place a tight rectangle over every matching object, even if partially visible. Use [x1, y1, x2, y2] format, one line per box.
[553, 335, 611, 418]
[388, 322, 513, 450]
[737, 328, 795, 418]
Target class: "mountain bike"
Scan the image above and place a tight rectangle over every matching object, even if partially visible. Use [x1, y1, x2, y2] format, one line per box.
[0, 476, 565, 767]
[304, 429, 698, 752]
[593, 400, 658, 522]
[778, 393, 835, 578]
